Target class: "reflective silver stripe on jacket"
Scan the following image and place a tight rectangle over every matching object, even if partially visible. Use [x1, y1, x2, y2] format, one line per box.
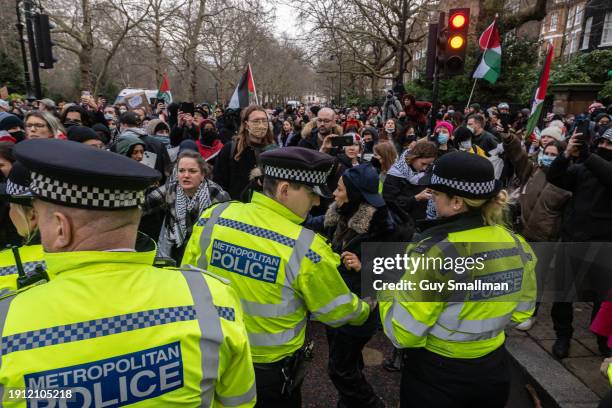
[437, 302, 512, 331]
[217, 381, 257, 407]
[197, 202, 231, 270]
[248, 318, 307, 347]
[0, 296, 17, 403]
[181, 270, 224, 408]
[515, 301, 536, 312]
[383, 300, 431, 348]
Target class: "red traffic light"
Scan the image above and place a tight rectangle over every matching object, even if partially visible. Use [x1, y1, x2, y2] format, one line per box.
[450, 13, 466, 29]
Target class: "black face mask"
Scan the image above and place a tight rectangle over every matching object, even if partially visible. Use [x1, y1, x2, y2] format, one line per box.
[9, 130, 25, 142]
[63, 121, 80, 130]
[364, 140, 375, 152]
[596, 147, 612, 161]
[370, 156, 382, 171]
[200, 129, 217, 145]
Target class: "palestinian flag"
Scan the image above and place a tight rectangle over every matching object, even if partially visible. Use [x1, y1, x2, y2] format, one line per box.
[156, 73, 172, 102]
[473, 19, 501, 84]
[228, 64, 257, 109]
[525, 43, 554, 138]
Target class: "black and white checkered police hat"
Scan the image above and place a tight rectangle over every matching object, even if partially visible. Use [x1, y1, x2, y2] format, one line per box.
[419, 151, 501, 199]
[0, 162, 34, 204]
[14, 139, 160, 210]
[259, 147, 336, 197]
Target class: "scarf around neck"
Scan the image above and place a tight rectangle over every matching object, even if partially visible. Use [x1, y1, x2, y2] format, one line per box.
[387, 149, 426, 185]
[172, 180, 211, 247]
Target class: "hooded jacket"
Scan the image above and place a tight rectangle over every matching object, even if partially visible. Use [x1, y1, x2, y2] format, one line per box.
[113, 127, 171, 184]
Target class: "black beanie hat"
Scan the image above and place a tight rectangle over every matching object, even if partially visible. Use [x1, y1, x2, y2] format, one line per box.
[67, 126, 104, 144]
[0, 114, 24, 132]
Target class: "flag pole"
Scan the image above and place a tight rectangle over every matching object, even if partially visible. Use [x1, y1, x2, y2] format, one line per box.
[468, 14, 498, 109]
[466, 78, 478, 109]
[249, 63, 260, 105]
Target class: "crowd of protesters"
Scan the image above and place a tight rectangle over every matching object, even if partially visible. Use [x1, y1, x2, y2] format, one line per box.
[1, 90, 611, 406]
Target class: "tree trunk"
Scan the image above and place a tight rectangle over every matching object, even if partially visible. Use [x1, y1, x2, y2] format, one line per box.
[186, 0, 206, 102]
[80, 0, 94, 91]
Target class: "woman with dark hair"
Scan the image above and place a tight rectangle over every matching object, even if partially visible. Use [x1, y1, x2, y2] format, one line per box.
[144, 150, 230, 262]
[305, 164, 412, 408]
[399, 94, 431, 136]
[61, 105, 91, 129]
[212, 105, 276, 200]
[277, 119, 297, 147]
[383, 141, 438, 224]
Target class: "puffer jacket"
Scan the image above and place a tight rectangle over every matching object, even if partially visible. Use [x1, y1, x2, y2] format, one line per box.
[503, 132, 571, 241]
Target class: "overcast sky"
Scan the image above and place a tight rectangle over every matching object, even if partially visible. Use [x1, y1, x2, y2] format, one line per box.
[273, 2, 300, 38]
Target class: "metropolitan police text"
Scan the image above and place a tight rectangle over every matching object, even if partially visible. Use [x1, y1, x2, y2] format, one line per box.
[372, 254, 486, 275]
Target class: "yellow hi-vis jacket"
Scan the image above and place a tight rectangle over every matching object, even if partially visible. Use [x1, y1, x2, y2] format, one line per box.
[0, 244, 45, 293]
[0, 250, 256, 407]
[182, 192, 370, 364]
[379, 218, 537, 359]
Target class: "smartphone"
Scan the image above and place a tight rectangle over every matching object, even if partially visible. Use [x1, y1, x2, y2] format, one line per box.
[331, 135, 355, 148]
[179, 102, 195, 115]
[575, 119, 591, 145]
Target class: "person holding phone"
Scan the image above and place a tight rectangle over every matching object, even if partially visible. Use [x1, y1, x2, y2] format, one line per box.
[170, 103, 199, 146]
[546, 127, 612, 359]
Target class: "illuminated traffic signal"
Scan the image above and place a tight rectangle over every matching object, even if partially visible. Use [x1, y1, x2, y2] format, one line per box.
[34, 14, 56, 69]
[446, 8, 469, 76]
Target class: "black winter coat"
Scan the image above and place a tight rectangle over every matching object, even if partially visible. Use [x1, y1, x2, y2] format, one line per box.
[212, 141, 258, 201]
[382, 173, 427, 225]
[547, 152, 612, 241]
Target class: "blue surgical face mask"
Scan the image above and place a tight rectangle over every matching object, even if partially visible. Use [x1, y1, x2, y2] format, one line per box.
[460, 140, 472, 150]
[437, 132, 449, 144]
[538, 153, 555, 167]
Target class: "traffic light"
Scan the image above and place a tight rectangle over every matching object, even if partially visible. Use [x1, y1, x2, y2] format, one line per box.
[446, 8, 469, 76]
[34, 13, 56, 69]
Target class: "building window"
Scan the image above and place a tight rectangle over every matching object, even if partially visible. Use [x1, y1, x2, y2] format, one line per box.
[550, 13, 558, 32]
[582, 16, 593, 49]
[566, 6, 575, 29]
[602, 12, 612, 46]
[575, 4, 584, 27]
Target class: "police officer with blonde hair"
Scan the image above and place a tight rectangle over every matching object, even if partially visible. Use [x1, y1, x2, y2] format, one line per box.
[0, 139, 255, 407]
[182, 146, 372, 407]
[379, 151, 537, 408]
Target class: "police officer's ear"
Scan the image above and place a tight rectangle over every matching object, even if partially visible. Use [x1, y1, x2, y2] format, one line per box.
[276, 180, 290, 199]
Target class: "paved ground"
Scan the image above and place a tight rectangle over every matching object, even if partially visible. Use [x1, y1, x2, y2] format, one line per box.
[507, 302, 608, 408]
[300, 321, 546, 408]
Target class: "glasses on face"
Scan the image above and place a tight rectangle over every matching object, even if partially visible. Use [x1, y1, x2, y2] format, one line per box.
[25, 122, 48, 129]
[248, 119, 268, 125]
[215, 110, 222, 114]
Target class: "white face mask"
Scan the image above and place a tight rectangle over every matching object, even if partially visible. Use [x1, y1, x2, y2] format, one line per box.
[466, 125, 475, 134]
